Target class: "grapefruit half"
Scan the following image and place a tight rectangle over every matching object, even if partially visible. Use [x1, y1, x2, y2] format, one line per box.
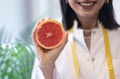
[36, 19, 65, 49]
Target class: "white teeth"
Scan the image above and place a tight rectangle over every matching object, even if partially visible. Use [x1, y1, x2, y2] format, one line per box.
[80, 3, 94, 7]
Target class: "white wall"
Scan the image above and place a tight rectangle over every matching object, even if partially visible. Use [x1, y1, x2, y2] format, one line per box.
[113, 0, 120, 24]
[0, 0, 34, 43]
[38, 0, 61, 19]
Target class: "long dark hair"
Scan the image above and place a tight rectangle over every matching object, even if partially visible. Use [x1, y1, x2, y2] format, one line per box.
[60, 0, 120, 30]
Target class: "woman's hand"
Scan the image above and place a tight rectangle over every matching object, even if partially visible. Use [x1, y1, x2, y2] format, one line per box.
[32, 18, 68, 79]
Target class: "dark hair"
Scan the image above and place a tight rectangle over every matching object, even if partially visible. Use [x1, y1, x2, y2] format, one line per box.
[60, 0, 120, 30]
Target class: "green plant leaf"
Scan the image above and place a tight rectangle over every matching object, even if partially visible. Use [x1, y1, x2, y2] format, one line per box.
[0, 42, 35, 79]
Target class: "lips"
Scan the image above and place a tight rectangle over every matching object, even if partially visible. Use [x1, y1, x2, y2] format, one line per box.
[77, 1, 96, 7]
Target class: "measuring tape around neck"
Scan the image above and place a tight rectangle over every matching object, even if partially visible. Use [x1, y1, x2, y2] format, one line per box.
[102, 27, 115, 79]
[69, 27, 115, 79]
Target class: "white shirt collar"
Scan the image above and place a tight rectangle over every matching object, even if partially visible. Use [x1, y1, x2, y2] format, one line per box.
[71, 20, 103, 50]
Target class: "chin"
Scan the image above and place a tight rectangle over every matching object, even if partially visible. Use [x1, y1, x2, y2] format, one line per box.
[78, 12, 97, 18]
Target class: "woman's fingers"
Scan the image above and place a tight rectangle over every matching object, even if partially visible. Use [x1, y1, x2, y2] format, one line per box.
[32, 27, 39, 48]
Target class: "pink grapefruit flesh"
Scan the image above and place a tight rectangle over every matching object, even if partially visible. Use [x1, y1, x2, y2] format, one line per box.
[36, 19, 64, 49]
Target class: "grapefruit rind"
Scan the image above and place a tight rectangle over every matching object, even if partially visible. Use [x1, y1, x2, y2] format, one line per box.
[35, 19, 65, 49]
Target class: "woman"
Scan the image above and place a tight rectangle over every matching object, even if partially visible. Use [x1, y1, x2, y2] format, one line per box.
[32, 0, 120, 79]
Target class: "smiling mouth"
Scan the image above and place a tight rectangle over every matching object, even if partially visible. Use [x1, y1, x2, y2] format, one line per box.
[78, 1, 96, 7]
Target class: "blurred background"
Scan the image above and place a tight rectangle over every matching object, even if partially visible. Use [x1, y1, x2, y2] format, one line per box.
[0, 0, 61, 79]
[0, 0, 120, 79]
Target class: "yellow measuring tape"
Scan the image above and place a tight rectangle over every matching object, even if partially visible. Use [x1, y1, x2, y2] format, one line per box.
[69, 27, 115, 79]
[103, 27, 115, 79]
[70, 28, 79, 79]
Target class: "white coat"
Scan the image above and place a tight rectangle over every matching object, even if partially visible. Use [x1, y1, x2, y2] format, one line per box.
[31, 20, 120, 79]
